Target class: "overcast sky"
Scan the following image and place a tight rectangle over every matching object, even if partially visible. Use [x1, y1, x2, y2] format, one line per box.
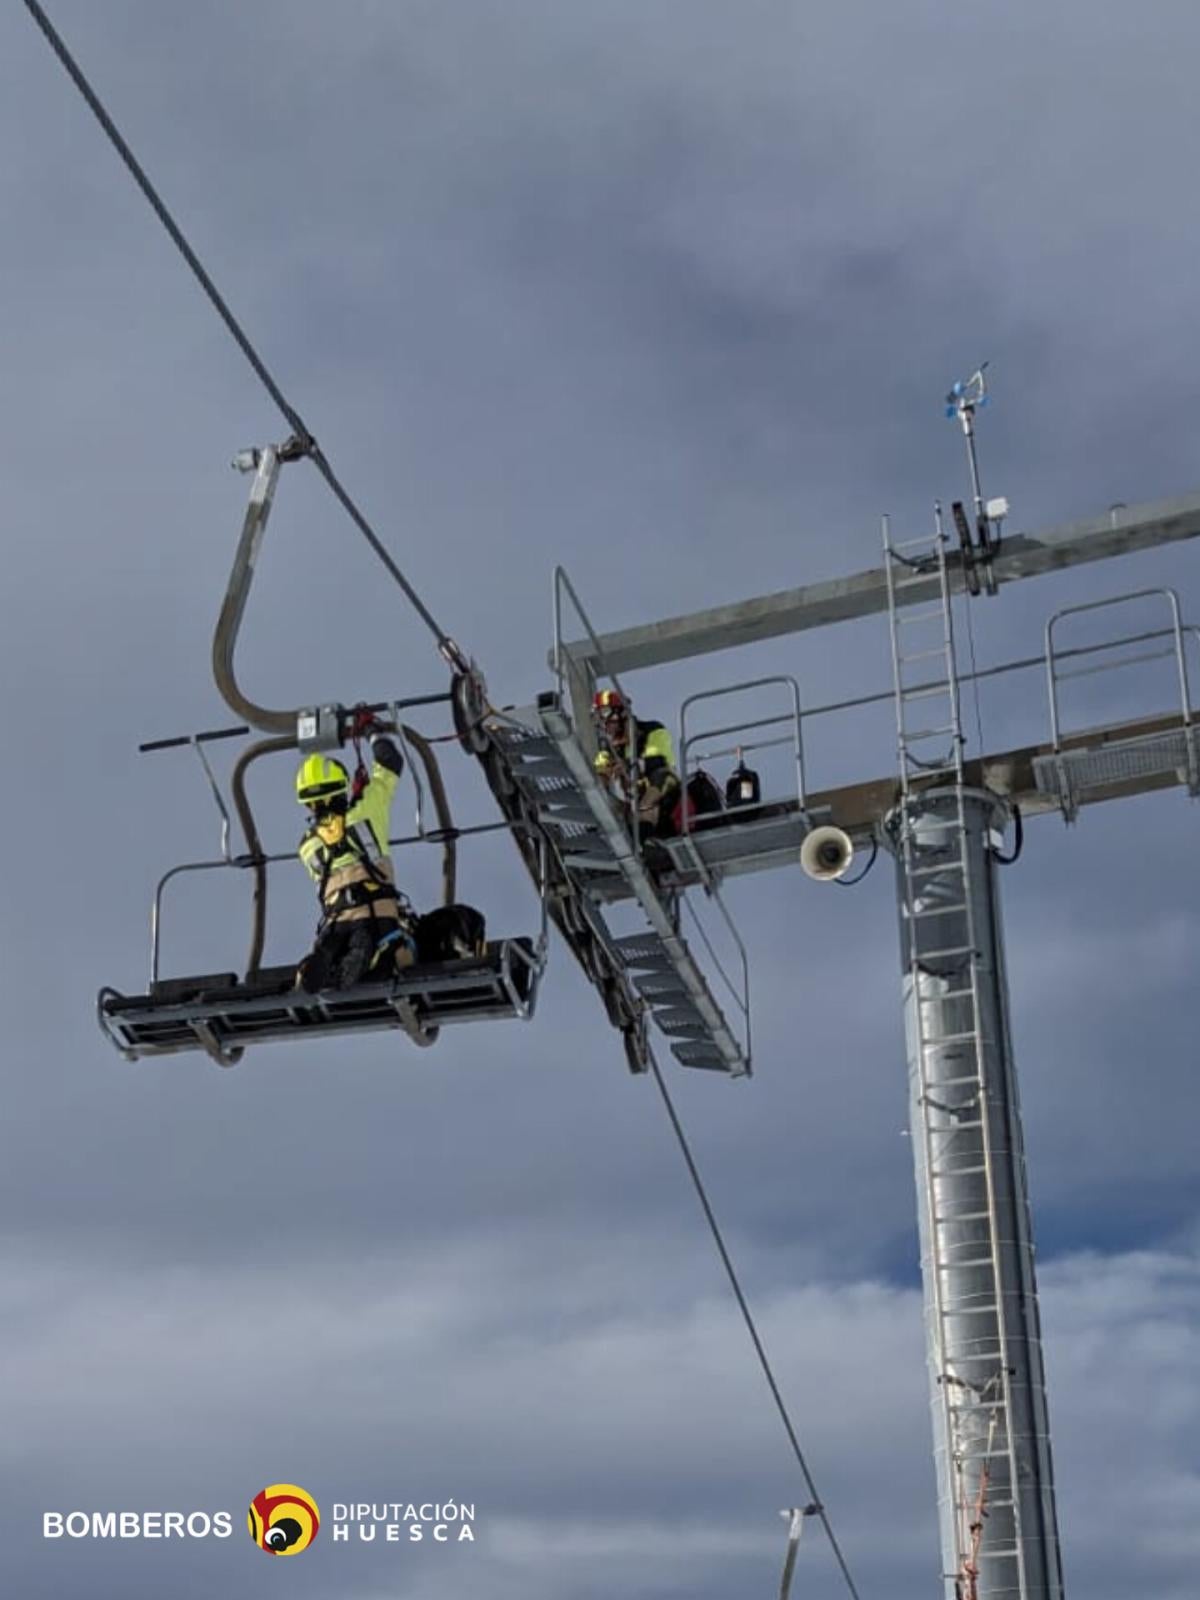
[2, 3, 1198, 1597]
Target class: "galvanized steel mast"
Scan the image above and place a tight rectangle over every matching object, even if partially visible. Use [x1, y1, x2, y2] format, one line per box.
[883, 515, 1063, 1600]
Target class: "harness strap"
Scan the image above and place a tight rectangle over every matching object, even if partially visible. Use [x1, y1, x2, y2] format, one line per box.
[311, 824, 395, 930]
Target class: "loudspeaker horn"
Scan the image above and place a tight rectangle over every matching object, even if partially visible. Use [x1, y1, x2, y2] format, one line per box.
[800, 824, 854, 882]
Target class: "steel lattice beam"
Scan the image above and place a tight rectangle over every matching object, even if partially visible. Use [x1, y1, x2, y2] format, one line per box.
[561, 491, 1200, 673]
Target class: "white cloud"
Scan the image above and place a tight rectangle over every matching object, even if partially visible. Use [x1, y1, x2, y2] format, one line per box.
[4, 4, 1200, 1599]
[4, 1236, 1196, 1597]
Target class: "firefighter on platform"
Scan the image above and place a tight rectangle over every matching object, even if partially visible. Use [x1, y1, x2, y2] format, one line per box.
[294, 721, 415, 992]
[592, 688, 682, 839]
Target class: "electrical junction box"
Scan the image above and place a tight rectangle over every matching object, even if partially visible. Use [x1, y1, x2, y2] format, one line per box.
[296, 705, 342, 752]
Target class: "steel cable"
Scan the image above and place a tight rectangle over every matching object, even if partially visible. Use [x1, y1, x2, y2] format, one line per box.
[24, 0, 460, 664]
[649, 1056, 864, 1600]
[30, 12, 865, 1588]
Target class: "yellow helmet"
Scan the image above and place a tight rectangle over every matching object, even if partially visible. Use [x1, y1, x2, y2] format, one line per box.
[296, 754, 349, 806]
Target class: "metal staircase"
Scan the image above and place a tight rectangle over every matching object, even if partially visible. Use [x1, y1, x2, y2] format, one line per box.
[483, 694, 750, 1076]
[884, 517, 1039, 1599]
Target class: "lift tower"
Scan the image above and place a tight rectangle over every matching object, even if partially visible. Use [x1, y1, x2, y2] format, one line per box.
[540, 486, 1200, 1599]
[884, 516, 1060, 1599]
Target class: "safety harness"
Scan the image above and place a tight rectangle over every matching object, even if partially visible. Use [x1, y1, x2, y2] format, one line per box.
[630, 719, 681, 829]
[306, 822, 410, 937]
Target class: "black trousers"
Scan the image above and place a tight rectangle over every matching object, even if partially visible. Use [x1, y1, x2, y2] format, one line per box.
[297, 917, 400, 994]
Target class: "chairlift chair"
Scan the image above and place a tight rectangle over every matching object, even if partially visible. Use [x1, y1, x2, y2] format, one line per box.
[97, 441, 548, 1067]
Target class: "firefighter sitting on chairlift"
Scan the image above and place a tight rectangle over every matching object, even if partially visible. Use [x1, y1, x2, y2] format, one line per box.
[592, 688, 683, 839]
[294, 723, 415, 992]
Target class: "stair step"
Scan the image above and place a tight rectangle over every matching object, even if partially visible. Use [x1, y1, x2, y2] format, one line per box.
[613, 934, 669, 961]
[633, 974, 687, 999]
[512, 750, 571, 773]
[538, 811, 597, 832]
[672, 1040, 732, 1071]
[653, 1009, 708, 1037]
[537, 791, 591, 810]
[907, 857, 965, 879]
[906, 902, 969, 920]
[508, 736, 563, 761]
[900, 759, 962, 777]
[540, 816, 601, 837]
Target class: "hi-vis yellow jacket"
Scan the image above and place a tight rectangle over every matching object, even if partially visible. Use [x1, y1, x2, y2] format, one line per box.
[594, 717, 680, 823]
[298, 764, 400, 926]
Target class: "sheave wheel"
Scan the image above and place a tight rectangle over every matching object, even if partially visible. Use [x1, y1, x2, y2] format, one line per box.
[452, 670, 490, 755]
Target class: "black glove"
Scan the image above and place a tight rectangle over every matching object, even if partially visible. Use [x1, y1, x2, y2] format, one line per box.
[371, 736, 405, 777]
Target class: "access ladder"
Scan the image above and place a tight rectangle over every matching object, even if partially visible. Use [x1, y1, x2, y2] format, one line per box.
[884, 518, 1029, 1598]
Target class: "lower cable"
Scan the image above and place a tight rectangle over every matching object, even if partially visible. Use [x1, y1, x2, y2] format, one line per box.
[648, 1055, 864, 1600]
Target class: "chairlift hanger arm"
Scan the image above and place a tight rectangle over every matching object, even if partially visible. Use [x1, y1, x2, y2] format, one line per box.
[212, 447, 473, 781]
[165, 437, 464, 985]
[561, 489, 1200, 673]
[212, 443, 299, 735]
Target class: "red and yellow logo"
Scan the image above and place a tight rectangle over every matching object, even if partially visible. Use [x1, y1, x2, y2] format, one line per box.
[247, 1484, 320, 1556]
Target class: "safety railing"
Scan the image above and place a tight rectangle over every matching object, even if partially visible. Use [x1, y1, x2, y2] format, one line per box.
[552, 564, 644, 856]
[552, 566, 633, 709]
[150, 831, 550, 991]
[679, 675, 808, 843]
[679, 888, 752, 1069]
[1045, 588, 1195, 749]
[146, 760, 550, 991]
[1040, 589, 1200, 818]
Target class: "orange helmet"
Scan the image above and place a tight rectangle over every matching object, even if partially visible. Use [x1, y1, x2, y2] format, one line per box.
[594, 688, 625, 714]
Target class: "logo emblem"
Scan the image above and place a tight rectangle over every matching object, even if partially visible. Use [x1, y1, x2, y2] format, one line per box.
[247, 1484, 320, 1556]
